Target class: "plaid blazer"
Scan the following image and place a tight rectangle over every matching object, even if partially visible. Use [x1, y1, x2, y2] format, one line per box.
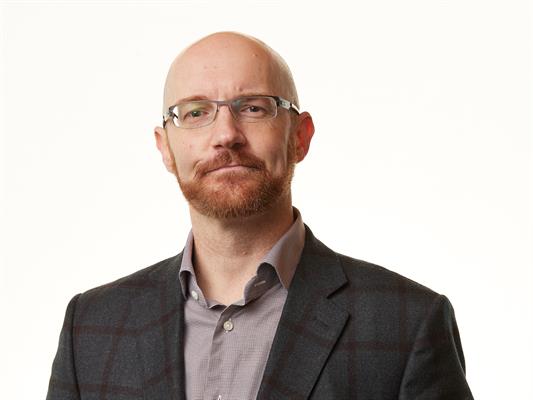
[47, 225, 473, 399]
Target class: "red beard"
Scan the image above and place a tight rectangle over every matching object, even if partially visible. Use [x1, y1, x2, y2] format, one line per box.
[176, 141, 296, 219]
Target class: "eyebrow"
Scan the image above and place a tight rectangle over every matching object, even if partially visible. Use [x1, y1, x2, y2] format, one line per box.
[174, 95, 209, 104]
[173, 92, 272, 105]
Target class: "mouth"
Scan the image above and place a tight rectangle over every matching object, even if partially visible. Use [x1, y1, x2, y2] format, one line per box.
[207, 164, 256, 174]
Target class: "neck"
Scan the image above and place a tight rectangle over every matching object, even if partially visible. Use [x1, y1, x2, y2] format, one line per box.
[189, 194, 294, 305]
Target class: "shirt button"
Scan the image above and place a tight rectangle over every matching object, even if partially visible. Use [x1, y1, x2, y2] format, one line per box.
[191, 290, 199, 301]
[223, 319, 234, 332]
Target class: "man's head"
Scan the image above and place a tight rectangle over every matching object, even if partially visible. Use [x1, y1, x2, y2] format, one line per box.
[154, 32, 314, 219]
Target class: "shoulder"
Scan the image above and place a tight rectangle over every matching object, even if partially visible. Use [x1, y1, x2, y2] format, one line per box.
[301, 226, 447, 329]
[333, 251, 449, 318]
[81, 253, 180, 297]
[322, 249, 455, 344]
[336, 252, 439, 298]
[303, 224, 439, 300]
[69, 253, 182, 326]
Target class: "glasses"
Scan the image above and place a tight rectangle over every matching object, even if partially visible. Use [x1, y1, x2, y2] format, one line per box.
[163, 95, 300, 129]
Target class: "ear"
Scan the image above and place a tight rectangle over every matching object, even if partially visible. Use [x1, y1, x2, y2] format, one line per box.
[154, 126, 177, 175]
[293, 112, 315, 162]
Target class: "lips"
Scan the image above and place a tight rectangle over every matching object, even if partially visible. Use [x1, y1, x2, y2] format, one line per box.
[208, 164, 254, 174]
[196, 150, 265, 177]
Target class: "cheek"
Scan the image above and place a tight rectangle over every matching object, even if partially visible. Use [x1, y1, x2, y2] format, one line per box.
[168, 136, 196, 175]
[257, 137, 292, 173]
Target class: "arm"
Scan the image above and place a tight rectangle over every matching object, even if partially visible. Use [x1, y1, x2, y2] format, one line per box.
[399, 295, 474, 400]
[46, 294, 81, 400]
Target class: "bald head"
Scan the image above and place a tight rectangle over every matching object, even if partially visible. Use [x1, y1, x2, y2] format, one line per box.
[162, 32, 299, 114]
[154, 32, 316, 219]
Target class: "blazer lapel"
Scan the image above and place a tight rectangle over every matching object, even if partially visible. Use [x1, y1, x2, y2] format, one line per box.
[133, 253, 186, 400]
[257, 226, 350, 400]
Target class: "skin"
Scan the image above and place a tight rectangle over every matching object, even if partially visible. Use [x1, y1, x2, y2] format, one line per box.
[154, 32, 315, 305]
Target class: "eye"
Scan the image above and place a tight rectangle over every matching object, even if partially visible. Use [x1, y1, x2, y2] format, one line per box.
[242, 105, 266, 113]
[236, 97, 275, 118]
[185, 109, 206, 119]
[178, 103, 213, 121]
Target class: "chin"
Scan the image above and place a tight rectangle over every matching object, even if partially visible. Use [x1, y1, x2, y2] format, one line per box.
[190, 185, 282, 219]
[184, 179, 291, 220]
[176, 162, 295, 220]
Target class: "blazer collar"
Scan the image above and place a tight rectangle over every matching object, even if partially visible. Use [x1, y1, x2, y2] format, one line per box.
[257, 224, 350, 400]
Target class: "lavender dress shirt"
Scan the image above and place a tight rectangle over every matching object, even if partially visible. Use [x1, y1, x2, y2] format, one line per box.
[178, 208, 305, 400]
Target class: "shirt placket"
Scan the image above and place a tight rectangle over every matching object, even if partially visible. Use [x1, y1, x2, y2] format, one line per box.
[203, 304, 238, 400]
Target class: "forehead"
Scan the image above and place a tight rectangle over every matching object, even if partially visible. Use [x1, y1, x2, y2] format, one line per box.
[166, 37, 281, 105]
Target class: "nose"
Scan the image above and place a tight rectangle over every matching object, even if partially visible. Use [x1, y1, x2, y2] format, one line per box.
[210, 104, 247, 150]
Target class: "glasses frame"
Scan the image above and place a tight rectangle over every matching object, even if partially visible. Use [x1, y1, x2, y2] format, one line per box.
[162, 95, 300, 129]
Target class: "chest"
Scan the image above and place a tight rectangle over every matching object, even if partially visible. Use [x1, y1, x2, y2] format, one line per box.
[183, 283, 287, 400]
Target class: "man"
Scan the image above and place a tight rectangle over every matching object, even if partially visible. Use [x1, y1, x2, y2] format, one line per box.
[47, 32, 473, 400]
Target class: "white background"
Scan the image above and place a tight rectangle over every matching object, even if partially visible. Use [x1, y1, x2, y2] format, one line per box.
[1, 1, 531, 399]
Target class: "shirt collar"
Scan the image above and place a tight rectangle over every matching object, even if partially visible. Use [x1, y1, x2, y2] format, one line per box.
[178, 207, 305, 299]
[260, 207, 305, 289]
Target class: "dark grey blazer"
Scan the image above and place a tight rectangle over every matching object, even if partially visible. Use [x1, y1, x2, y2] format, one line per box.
[47, 226, 473, 399]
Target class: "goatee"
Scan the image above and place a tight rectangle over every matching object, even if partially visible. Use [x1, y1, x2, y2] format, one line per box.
[176, 140, 296, 219]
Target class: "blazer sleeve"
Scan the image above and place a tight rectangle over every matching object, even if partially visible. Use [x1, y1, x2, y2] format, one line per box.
[46, 294, 81, 400]
[399, 295, 474, 400]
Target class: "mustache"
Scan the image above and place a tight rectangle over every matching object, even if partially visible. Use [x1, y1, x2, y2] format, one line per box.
[195, 150, 265, 177]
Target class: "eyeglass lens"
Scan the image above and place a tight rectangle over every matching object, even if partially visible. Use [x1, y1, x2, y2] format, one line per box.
[173, 96, 278, 128]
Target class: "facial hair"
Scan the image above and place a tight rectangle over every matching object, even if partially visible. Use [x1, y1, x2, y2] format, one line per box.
[175, 136, 297, 219]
